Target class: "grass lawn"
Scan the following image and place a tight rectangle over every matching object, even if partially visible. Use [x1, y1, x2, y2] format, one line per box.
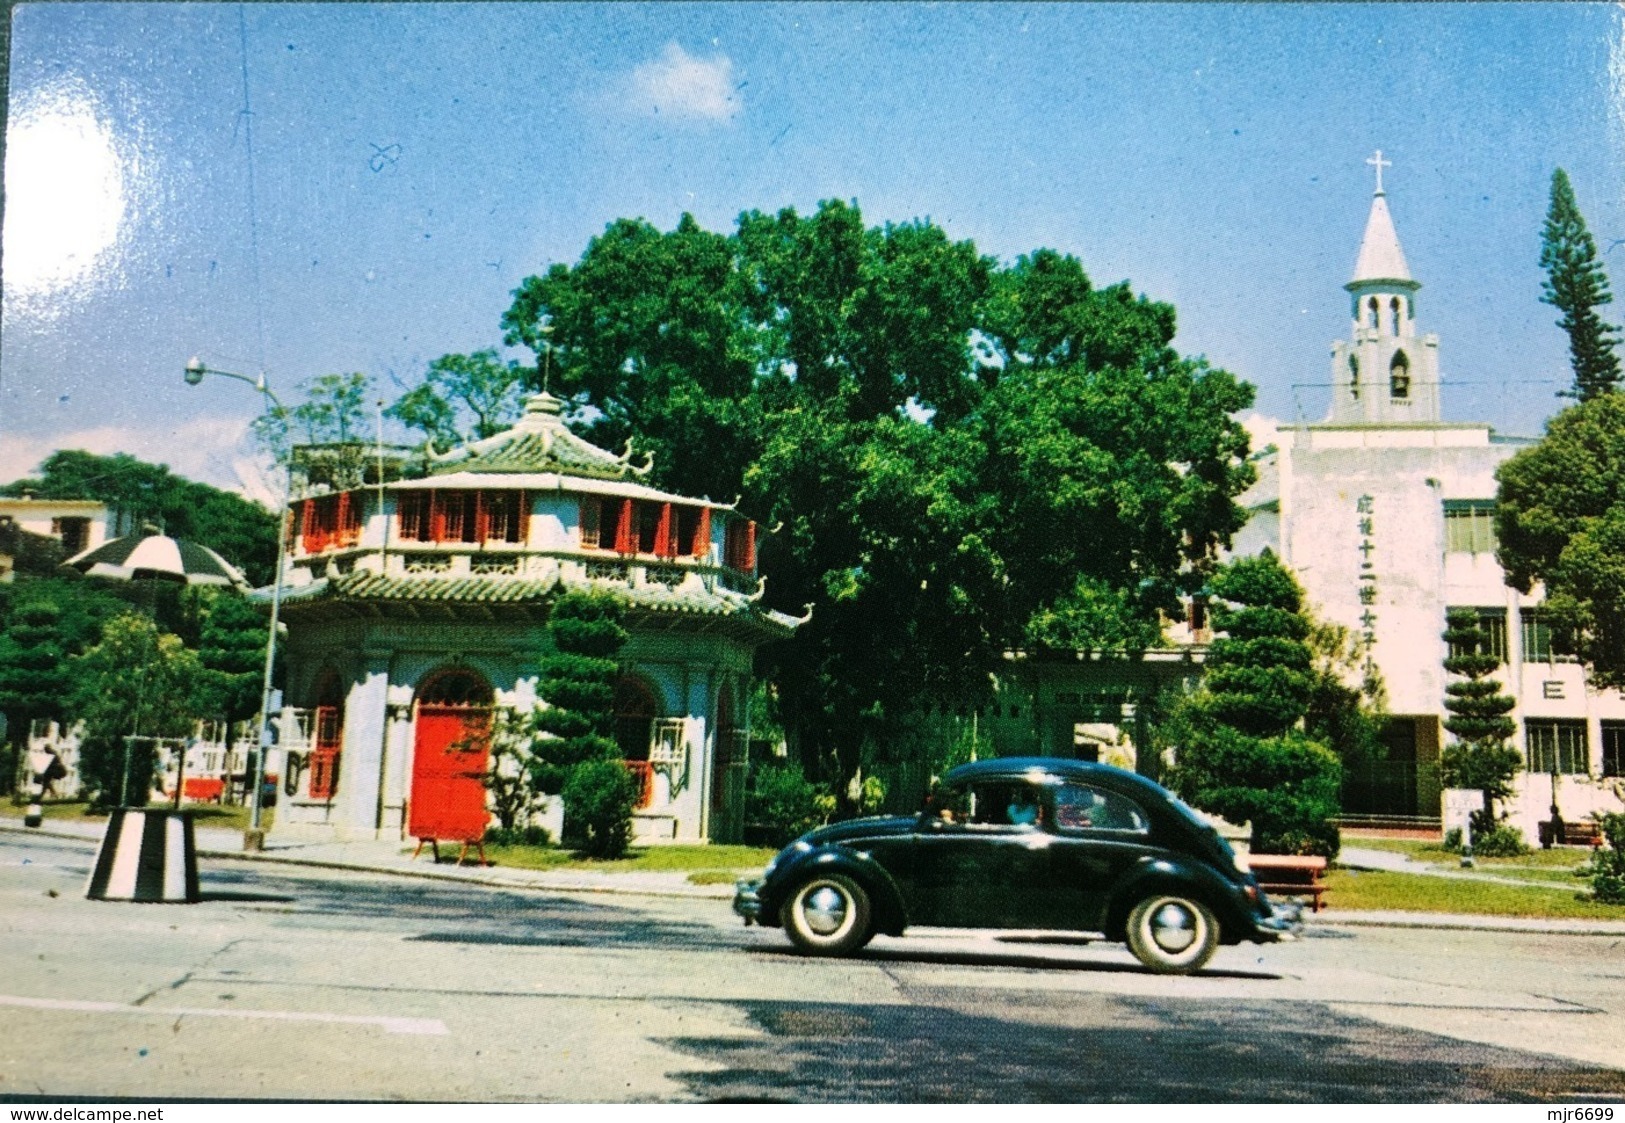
[480, 842, 775, 883]
[2, 798, 275, 832]
[1344, 834, 1598, 872]
[1324, 867, 1622, 920]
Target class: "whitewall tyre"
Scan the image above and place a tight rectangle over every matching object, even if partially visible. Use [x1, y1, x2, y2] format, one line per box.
[781, 874, 874, 956]
[1126, 894, 1219, 974]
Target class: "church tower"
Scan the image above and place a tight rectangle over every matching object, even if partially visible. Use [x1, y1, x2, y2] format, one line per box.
[1327, 152, 1441, 423]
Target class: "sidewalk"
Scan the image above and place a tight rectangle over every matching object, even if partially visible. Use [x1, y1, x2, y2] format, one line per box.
[6, 816, 1625, 934]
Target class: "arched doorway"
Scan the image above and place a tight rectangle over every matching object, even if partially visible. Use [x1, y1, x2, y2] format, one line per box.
[615, 675, 658, 809]
[407, 667, 495, 844]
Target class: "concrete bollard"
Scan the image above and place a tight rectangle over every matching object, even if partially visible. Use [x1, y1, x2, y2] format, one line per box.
[85, 808, 200, 903]
[23, 783, 43, 829]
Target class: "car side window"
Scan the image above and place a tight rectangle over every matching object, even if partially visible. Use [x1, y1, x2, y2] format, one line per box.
[928, 781, 1045, 829]
[1053, 782, 1148, 834]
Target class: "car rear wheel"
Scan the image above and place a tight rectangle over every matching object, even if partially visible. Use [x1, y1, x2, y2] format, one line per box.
[1126, 893, 1218, 974]
[781, 874, 874, 956]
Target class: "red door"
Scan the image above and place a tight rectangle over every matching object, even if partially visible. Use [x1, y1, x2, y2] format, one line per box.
[408, 706, 491, 841]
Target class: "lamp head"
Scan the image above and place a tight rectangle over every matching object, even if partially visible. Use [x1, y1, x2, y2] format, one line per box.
[184, 357, 206, 386]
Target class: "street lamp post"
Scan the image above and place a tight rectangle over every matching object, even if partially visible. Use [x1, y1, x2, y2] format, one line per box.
[184, 357, 288, 850]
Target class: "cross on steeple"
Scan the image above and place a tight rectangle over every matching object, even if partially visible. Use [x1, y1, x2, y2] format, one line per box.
[1366, 149, 1392, 196]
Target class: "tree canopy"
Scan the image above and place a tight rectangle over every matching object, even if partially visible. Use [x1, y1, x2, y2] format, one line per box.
[1540, 168, 1622, 401]
[501, 201, 1257, 792]
[1496, 393, 1625, 689]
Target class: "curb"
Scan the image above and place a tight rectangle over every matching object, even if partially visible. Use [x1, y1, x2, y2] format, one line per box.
[0, 821, 733, 901]
[195, 846, 735, 900]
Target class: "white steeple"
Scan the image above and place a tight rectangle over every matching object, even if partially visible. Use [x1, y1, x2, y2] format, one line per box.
[1327, 152, 1441, 424]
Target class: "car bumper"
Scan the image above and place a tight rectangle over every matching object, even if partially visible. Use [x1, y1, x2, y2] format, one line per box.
[1252, 901, 1305, 942]
[733, 878, 764, 924]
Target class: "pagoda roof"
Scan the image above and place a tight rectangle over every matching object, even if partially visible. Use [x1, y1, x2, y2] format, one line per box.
[267, 569, 804, 640]
[428, 391, 650, 480]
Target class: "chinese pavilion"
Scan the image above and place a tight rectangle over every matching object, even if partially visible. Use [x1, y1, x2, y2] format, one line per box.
[265, 391, 803, 844]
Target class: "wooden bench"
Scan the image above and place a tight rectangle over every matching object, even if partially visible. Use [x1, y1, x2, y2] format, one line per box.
[1540, 820, 1604, 848]
[1245, 854, 1330, 912]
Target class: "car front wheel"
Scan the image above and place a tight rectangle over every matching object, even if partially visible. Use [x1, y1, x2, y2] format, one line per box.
[781, 874, 874, 956]
[1126, 893, 1219, 974]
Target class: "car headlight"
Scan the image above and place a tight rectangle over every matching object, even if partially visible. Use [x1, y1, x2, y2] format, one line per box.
[762, 840, 811, 880]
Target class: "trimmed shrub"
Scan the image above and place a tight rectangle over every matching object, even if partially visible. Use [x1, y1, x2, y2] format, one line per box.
[747, 761, 831, 847]
[1470, 823, 1531, 858]
[563, 758, 638, 859]
[1583, 813, 1625, 904]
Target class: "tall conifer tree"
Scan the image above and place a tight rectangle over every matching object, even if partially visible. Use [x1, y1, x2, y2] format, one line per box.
[1541, 168, 1622, 400]
[1439, 608, 1520, 836]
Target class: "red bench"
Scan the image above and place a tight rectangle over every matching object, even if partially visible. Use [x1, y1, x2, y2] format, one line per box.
[181, 777, 226, 803]
[1246, 854, 1329, 912]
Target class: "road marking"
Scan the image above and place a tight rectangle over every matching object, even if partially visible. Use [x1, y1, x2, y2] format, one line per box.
[0, 993, 448, 1035]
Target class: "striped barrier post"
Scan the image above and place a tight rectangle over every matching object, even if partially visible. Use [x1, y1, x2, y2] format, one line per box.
[23, 779, 43, 829]
[85, 808, 200, 903]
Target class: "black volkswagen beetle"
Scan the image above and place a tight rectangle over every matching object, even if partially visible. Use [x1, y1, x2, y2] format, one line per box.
[734, 757, 1298, 974]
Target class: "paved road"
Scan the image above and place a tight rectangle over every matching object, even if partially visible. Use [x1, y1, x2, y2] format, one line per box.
[1, 832, 1622, 1103]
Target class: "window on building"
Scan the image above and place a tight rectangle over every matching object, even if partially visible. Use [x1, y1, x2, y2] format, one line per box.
[1390, 297, 1403, 335]
[1348, 355, 1360, 400]
[395, 490, 527, 546]
[580, 498, 707, 558]
[1526, 719, 1589, 776]
[51, 516, 90, 556]
[1443, 500, 1497, 554]
[1389, 351, 1411, 399]
[1446, 607, 1507, 664]
[1521, 609, 1578, 664]
[308, 672, 345, 801]
[299, 492, 364, 554]
[1367, 297, 1379, 329]
[1602, 722, 1625, 778]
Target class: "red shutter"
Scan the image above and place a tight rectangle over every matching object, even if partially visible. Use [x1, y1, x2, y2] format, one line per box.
[474, 491, 490, 544]
[299, 500, 317, 553]
[693, 506, 711, 558]
[614, 498, 635, 553]
[655, 503, 675, 558]
[744, 520, 756, 571]
[515, 491, 528, 545]
[334, 492, 353, 547]
[430, 492, 446, 543]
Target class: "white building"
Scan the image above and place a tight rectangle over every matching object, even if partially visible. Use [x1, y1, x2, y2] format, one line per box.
[1237, 164, 1625, 841]
[0, 497, 114, 581]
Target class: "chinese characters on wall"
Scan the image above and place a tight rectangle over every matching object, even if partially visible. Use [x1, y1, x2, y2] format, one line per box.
[1356, 494, 1377, 676]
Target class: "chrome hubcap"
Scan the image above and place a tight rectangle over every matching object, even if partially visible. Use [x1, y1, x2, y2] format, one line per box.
[801, 885, 848, 936]
[1150, 902, 1198, 952]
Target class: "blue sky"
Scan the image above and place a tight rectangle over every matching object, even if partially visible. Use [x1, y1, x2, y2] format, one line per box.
[3, 2, 1622, 497]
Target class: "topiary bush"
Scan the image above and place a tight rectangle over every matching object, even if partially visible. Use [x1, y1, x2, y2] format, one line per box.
[1583, 813, 1625, 904]
[563, 758, 638, 859]
[1469, 823, 1532, 858]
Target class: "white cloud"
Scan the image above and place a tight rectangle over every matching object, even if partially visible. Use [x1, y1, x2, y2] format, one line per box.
[623, 43, 741, 122]
[0, 416, 281, 507]
[1239, 411, 1281, 455]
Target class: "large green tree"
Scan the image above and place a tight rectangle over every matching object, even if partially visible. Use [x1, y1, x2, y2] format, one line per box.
[0, 600, 69, 793]
[501, 202, 1257, 799]
[1540, 168, 1622, 401]
[71, 614, 205, 807]
[386, 349, 529, 449]
[1166, 552, 1342, 856]
[1439, 608, 1520, 836]
[1496, 393, 1625, 688]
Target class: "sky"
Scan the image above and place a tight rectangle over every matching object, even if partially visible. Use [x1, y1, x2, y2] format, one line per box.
[3, 2, 1623, 501]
